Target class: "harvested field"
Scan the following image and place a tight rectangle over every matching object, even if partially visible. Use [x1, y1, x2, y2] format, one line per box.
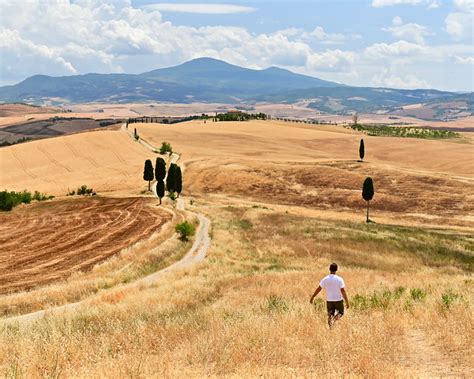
[0, 197, 171, 294]
[134, 120, 474, 176]
[0, 117, 121, 145]
[0, 129, 154, 195]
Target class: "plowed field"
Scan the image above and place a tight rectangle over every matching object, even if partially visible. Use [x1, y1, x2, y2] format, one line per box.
[0, 197, 171, 294]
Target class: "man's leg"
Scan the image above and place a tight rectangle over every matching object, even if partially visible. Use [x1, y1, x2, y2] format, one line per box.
[333, 301, 344, 323]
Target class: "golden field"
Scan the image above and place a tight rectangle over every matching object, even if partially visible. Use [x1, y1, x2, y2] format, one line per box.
[0, 117, 473, 377]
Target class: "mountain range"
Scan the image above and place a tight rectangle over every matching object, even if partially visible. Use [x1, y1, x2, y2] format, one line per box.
[0, 57, 471, 116]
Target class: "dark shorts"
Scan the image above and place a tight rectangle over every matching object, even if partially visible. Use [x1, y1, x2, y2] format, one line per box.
[326, 300, 344, 316]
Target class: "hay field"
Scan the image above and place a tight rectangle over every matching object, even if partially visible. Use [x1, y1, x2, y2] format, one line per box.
[0, 129, 154, 195]
[135, 120, 474, 229]
[1, 118, 473, 377]
[1, 202, 472, 377]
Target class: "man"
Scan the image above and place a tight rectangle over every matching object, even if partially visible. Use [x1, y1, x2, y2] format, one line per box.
[310, 263, 349, 328]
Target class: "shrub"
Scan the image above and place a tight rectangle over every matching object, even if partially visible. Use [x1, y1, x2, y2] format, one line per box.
[175, 221, 196, 241]
[77, 185, 94, 196]
[264, 295, 289, 313]
[159, 141, 173, 154]
[0, 190, 53, 211]
[410, 288, 427, 302]
[441, 290, 463, 309]
[168, 191, 177, 201]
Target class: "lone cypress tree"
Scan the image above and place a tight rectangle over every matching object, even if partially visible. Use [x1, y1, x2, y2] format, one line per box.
[143, 159, 154, 191]
[155, 157, 166, 182]
[362, 177, 375, 223]
[359, 139, 365, 162]
[156, 180, 165, 205]
[175, 166, 182, 197]
[166, 163, 177, 193]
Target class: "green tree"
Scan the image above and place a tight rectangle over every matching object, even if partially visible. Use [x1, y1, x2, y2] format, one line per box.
[166, 163, 177, 193]
[155, 157, 166, 181]
[143, 159, 154, 191]
[175, 165, 182, 197]
[156, 180, 165, 205]
[362, 177, 375, 223]
[359, 139, 365, 161]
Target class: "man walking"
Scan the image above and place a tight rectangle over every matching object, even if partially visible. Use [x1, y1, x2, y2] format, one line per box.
[310, 263, 349, 328]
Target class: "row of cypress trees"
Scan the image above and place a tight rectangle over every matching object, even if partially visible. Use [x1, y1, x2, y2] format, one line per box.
[143, 157, 182, 204]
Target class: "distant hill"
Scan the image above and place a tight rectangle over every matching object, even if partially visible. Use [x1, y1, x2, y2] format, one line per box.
[0, 57, 469, 117]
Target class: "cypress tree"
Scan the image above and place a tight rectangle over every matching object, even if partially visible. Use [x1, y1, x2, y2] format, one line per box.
[155, 157, 166, 181]
[362, 177, 375, 223]
[359, 139, 365, 161]
[156, 180, 165, 205]
[175, 166, 182, 197]
[166, 163, 177, 193]
[143, 159, 154, 191]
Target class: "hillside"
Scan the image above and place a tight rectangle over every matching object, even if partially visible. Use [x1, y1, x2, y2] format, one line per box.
[0, 58, 466, 116]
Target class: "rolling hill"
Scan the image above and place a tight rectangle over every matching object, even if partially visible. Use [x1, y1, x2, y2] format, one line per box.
[0, 57, 469, 117]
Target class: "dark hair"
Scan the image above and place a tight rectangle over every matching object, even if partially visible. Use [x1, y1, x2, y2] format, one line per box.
[329, 263, 338, 272]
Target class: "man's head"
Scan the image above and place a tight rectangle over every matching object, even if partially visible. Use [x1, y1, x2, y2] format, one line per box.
[329, 263, 338, 273]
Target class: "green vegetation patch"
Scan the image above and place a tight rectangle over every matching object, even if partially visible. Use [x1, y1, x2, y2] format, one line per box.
[0, 190, 54, 211]
[351, 123, 459, 139]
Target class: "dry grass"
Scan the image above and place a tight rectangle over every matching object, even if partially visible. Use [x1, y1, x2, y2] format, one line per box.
[0, 118, 473, 377]
[1, 202, 472, 377]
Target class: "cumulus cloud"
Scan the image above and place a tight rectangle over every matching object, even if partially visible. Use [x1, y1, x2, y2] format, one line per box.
[383, 20, 433, 44]
[143, 3, 255, 14]
[364, 40, 426, 58]
[445, 0, 474, 38]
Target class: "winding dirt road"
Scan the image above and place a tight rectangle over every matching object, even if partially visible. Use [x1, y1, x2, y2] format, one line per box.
[1, 125, 211, 324]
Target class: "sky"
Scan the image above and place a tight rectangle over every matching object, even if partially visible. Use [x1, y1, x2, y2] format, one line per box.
[0, 0, 473, 91]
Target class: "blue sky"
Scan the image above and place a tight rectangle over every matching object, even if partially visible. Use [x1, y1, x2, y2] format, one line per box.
[0, 0, 473, 91]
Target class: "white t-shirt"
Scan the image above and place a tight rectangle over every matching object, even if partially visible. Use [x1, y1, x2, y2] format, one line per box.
[319, 274, 345, 301]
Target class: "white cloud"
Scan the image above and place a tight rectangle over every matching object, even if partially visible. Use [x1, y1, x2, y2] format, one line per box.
[383, 21, 433, 44]
[372, 68, 430, 88]
[427, 0, 441, 9]
[143, 3, 255, 14]
[365, 40, 426, 58]
[453, 55, 474, 64]
[454, 0, 474, 12]
[445, 0, 474, 38]
[392, 16, 403, 25]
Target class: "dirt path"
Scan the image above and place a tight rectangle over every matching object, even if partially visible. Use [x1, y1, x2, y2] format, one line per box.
[401, 328, 471, 377]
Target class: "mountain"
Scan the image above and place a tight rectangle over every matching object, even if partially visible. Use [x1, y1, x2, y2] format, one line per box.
[0, 58, 341, 105]
[256, 86, 457, 115]
[0, 57, 466, 116]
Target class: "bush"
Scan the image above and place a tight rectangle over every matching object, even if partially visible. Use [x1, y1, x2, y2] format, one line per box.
[175, 221, 196, 241]
[410, 288, 427, 302]
[159, 141, 173, 154]
[0, 190, 53, 211]
[77, 185, 94, 196]
[441, 291, 463, 309]
[168, 191, 177, 201]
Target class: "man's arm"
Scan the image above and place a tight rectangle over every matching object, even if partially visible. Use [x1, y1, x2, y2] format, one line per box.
[341, 288, 349, 308]
[310, 286, 322, 304]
